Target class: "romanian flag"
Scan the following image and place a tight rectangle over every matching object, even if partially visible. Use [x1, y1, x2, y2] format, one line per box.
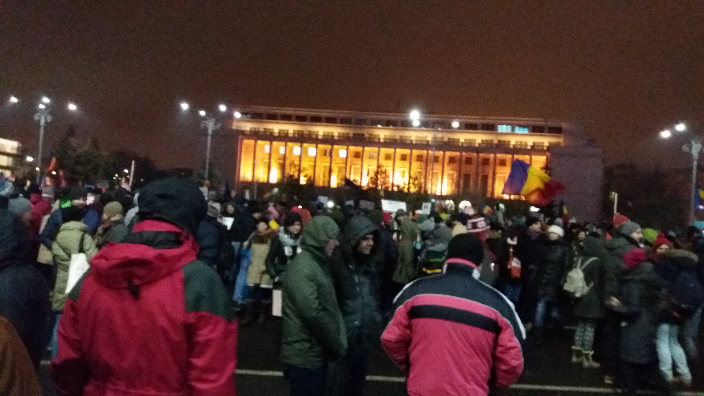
[501, 159, 565, 206]
[481, 204, 494, 215]
[695, 187, 704, 210]
[46, 157, 58, 173]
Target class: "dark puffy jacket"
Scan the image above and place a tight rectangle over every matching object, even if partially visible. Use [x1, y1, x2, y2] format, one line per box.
[377, 225, 399, 276]
[382, 258, 524, 395]
[535, 239, 571, 301]
[0, 209, 51, 369]
[196, 216, 225, 269]
[265, 228, 301, 281]
[656, 249, 700, 289]
[603, 234, 640, 301]
[280, 216, 347, 369]
[330, 216, 383, 351]
[574, 236, 606, 320]
[515, 229, 545, 283]
[616, 262, 665, 364]
[226, 202, 255, 243]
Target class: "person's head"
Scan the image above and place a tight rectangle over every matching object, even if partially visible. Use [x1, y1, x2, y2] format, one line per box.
[137, 177, 207, 236]
[686, 226, 701, 242]
[224, 202, 236, 215]
[356, 233, 375, 256]
[576, 229, 587, 242]
[8, 196, 32, 227]
[284, 211, 303, 236]
[619, 221, 643, 243]
[102, 201, 124, 222]
[651, 233, 673, 257]
[64, 187, 87, 208]
[61, 205, 85, 223]
[526, 217, 542, 233]
[466, 215, 490, 241]
[300, 216, 340, 258]
[256, 219, 269, 233]
[395, 209, 408, 224]
[446, 233, 485, 267]
[547, 225, 564, 241]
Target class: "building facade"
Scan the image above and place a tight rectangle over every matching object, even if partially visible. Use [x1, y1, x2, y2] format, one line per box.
[233, 106, 567, 195]
[0, 138, 21, 173]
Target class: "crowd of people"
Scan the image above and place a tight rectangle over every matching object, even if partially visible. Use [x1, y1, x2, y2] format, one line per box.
[1, 176, 703, 396]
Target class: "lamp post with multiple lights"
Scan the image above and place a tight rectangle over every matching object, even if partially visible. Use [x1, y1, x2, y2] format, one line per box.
[8, 95, 78, 183]
[660, 122, 699, 224]
[180, 102, 227, 185]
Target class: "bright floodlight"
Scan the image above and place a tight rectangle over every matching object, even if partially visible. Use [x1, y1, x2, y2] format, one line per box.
[124, 169, 129, 174]
[409, 109, 421, 121]
[38, 103, 46, 110]
[660, 129, 672, 139]
[25, 156, 34, 162]
[675, 123, 686, 132]
[180, 102, 189, 111]
[9, 96, 18, 103]
[41, 96, 51, 104]
[234, 111, 242, 119]
[412, 120, 421, 127]
[198, 110, 206, 117]
[326, 200, 335, 209]
[67, 103, 77, 111]
[218, 104, 227, 112]
[451, 121, 460, 129]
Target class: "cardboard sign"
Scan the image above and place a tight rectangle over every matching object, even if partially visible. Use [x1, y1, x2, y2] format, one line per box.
[421, 202, 432, 215]
[381, 199, 407, 214]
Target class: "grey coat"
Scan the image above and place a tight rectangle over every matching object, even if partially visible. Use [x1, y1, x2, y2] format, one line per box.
[573, 236, 606, 319]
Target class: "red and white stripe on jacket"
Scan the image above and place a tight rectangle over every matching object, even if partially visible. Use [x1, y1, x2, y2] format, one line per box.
[381, 258, 525, 396]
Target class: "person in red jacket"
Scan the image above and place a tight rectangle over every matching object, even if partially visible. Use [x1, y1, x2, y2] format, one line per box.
[51, 178, 238, 396]
[381, 233, 525, 395]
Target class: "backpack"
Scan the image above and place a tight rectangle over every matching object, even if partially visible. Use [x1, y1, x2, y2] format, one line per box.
[563, 257, 597, 298]
[665, 270, 704, 322]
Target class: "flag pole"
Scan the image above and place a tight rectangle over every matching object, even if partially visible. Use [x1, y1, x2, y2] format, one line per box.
[613, 192, 618, 216]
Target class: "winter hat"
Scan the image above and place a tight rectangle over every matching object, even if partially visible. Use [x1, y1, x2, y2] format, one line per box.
[466, 215, 490, 234]
[447, 233, 485, 266]
[63, 187, 87, 201]
[624, 248, 647, 269]
[62, 206, 85, 223]
[137, 177, 207, 235]
[652, 233, 672, 251]
[289, 206, 312, 225]
[103, 201, 124, 219]
[642, 228, 658, 245]
[284, 211, 303, 227]
[8, 196, 31, 216]
[395, 209, 407, 218]
[613, 214, 629, 228]
[368, 209, 384, 225]
[415, 214, 429, 224]
[547, 225, 564, 238]
[525, 217, 541, 228]
[618, 221, 641, 238]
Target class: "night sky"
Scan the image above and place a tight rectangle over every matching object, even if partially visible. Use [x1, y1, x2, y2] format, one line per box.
[1, 1, 703, 176]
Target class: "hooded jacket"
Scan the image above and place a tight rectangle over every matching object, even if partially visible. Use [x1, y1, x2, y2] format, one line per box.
[573, 236, 606, 319]
[382, 258, 525, 395]
[50, 220, 237, 396]
[392, 220, 420, 285]
[330, 216, 382, 351]
[0, 209, 50, 369]
[603, 234, 641, 301]
[280, 216, 347, 369]
[656, 249, 700, 289]
[51, 221, 99, 312]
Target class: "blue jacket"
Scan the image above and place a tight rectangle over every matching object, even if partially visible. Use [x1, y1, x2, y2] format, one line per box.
[40, 208, 101, 249]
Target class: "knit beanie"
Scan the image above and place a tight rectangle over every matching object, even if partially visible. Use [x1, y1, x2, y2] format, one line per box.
[618, 221, 641, 238]
[652, 233, 672, 251]
[642, 228, 658, 245]
[526, 217, 541, 228]
[284, 211, 303, 227]
[446, 233, 485, 266]
[624, 248, 647, 269]
[547, 225, 564, 238]
[613, 214, 629, 228]
[466, 215, 490, 233]
[103, 201, 124, 219]
[8, 197, 31, 216]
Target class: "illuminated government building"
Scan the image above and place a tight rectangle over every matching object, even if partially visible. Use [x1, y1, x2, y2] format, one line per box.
[232, 106, 603, 220]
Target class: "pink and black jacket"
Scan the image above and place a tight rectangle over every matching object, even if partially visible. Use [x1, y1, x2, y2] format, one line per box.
[381, 258, 525, 395]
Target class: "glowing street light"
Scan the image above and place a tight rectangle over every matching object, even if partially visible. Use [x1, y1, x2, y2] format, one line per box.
[234, 111, 242, 119]
[412, 120, 421, 127]
[218, 104, 227, 112]
[9, 96, 18, 104]
[660, 129, 672, 139]
[198, 110, 206, 117]
[409, 109, 421, 121]
[25, 156, 34, 162]
[123, 169, 129, 174]
[180, 102, 190, 111]
[67, 103, 78, 111]
[675, 123, 687, 132]
[659, 121, 702, 224]
[38, 103, 46, 110]
[451, 121, 460, 129]
[41, 96, 51, 104]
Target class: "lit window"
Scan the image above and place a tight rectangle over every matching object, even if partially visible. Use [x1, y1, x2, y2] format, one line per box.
[339, 149, 347, 158]
[264, 144, 270, 154]
[514, 126, 529, 133]
[498, 124, 512, 133]
[293, 146, 301, 156]
[308, 147, 317, 157]
[279, 146, 286, 155]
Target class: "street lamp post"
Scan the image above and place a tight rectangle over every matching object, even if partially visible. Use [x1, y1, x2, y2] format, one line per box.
[661, 122, 700, 225]
[34, 106, 52, 184]
[202, 116, 221, 184]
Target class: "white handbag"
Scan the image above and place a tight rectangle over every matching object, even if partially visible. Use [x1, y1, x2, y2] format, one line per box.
[65, 233, 90, 294]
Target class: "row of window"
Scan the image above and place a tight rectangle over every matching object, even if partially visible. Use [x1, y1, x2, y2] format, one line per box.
[237, 112, 563, 134]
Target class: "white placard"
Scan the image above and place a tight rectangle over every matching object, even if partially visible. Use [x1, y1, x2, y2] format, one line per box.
[272, 289, 282, 317]
[65, 253, 90, 294]
[421, 202, 432, 215]
[220, 216, 234, 230]
[381, 199, 407, 214]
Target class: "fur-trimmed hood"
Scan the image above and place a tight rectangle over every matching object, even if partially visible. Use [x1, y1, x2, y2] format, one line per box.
[662, 249, 699, 268]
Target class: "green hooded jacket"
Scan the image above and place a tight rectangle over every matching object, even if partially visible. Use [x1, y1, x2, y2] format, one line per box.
[603, 234, 640, 302]
[51, 221, 98, 312]
[280, 216, 347, 369]
[392, 220, 419, 284]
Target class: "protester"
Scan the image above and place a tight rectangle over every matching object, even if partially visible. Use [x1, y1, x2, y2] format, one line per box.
[266, 211, 303, 282]
[195, 204, 227, 268]
[280, 216, 346, 396]
[450, 212, 469, 236]
[40, 187, 101, 253]
[0, 316, 43, 396]
[242, 218, 274, 325]
[329, 215, 382, 396]
[50, 205, 99, 359]
[391, 210, 419, 290]
[29, 184, 51, 235]
[51, 177, 237, 396]
[532, 224, 570, 344]
[382, 233, 524, 395]
[515, 217, 545, 325]
[94, 201, 129, 248]
[570, 235, 605, 368]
